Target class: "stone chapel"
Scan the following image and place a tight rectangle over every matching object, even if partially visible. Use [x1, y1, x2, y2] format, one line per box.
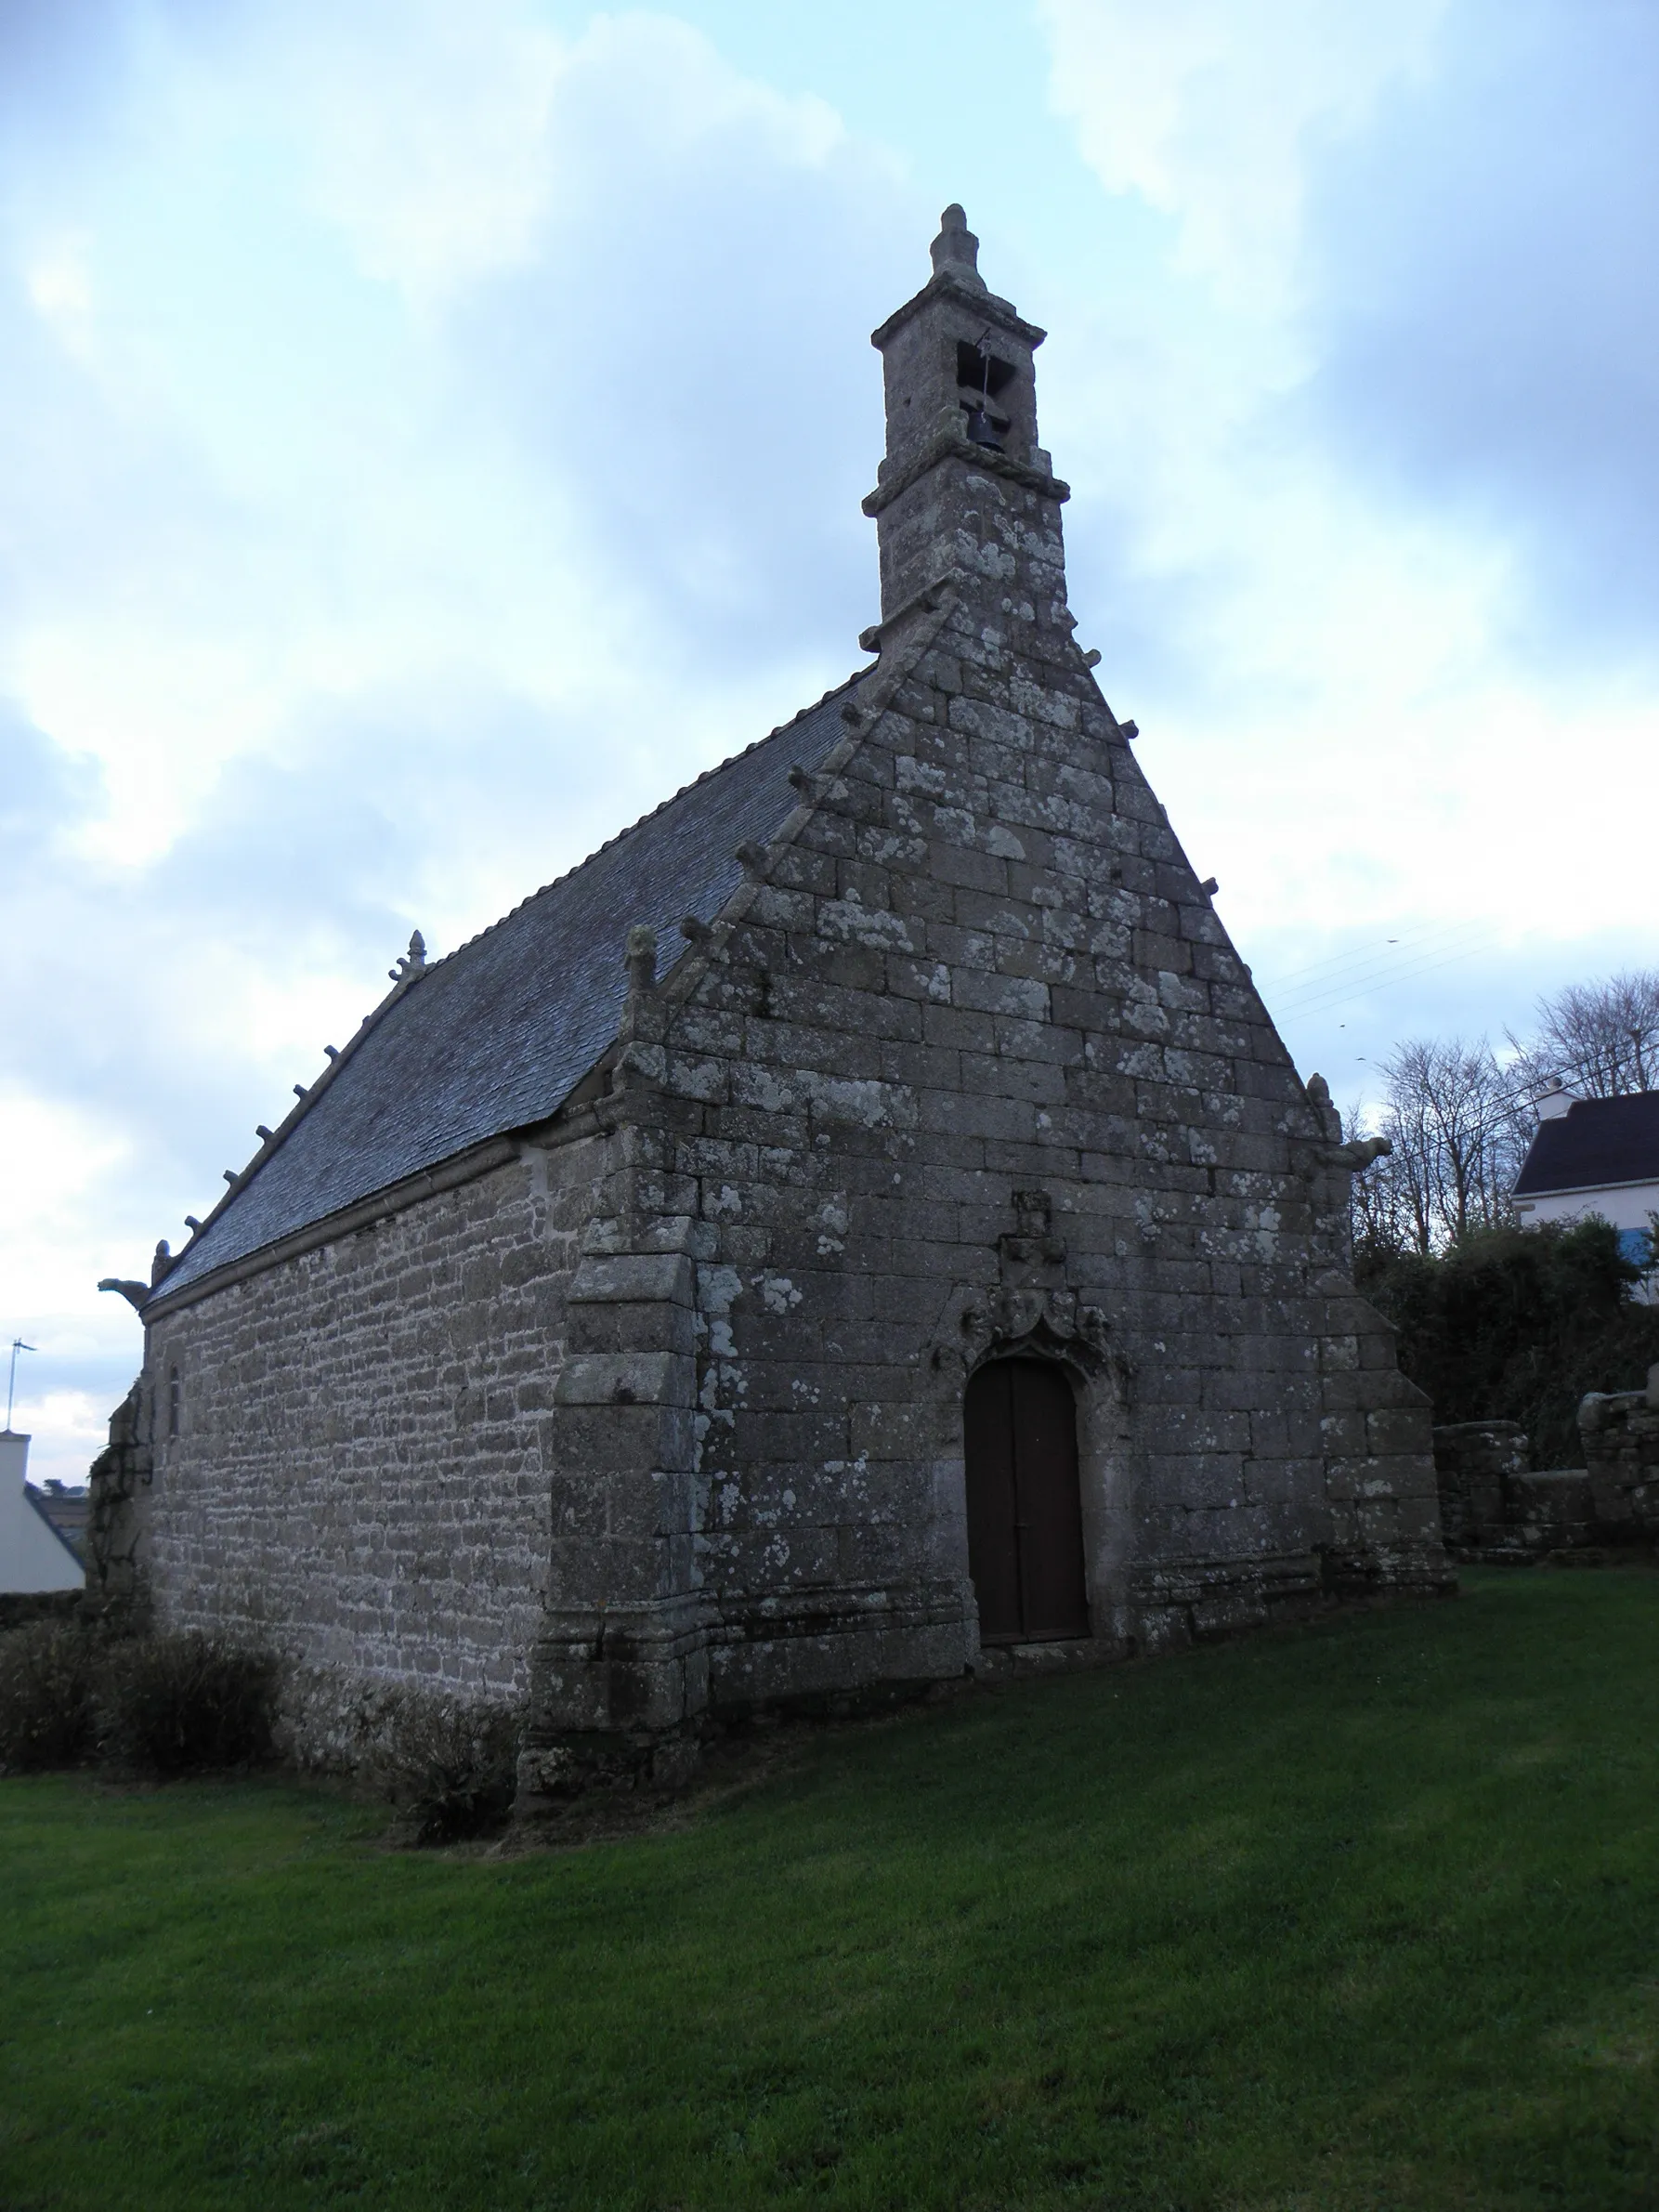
[95, 208, 1451, 1788]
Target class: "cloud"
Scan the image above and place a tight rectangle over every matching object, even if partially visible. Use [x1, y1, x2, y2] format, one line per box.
[0, 4, 925, 1472]
[1014, 0, 1659, 1254]
[1039, 0, 1659, 670]
[1038, 0, 1449, 313]
[1300, 0, 1659, 658]
[0, 5, 910, 864]
[5, 0, 1659, 1484]
[229, 0, 572, 300]
[453, 14, 909, 670]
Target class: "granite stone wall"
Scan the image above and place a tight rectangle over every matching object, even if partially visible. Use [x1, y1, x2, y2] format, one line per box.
[123, 1132, 604, 1753]
[105, 219, 1452, 1780]
[1431, 1376, 1659, 1557]
[1431, 1420, 1597, 1557]
[520, 543, 1450, 1749]
[1579, 1373, 1659, 1540]
[686, 596, 1445, 1686]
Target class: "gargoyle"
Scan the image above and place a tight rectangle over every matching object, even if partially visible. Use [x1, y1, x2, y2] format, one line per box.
[1319, 1134, 1392, 1174]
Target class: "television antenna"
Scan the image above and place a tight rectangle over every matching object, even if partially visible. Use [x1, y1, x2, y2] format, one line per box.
[7, 1340, 35, 1433]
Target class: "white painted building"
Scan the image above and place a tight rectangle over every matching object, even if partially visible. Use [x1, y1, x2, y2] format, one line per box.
[0, 1432, 84, 1594]
[1513, 1083, 1659, 1287]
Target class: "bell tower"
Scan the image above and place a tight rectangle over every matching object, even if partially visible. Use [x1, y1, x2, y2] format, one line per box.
[863, 206, 1071, 645]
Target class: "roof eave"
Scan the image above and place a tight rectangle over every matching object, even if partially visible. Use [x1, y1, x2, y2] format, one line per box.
[150, 961, 434, 1302]
[1514, 1171, 1659, 1202]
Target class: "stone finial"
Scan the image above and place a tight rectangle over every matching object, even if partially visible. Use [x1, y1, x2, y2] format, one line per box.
[930, 203, 985, 289]
[389, 930, 427, 985]
[1304, 1072, 1345, 1145]
[624, 923, 658, 995]
[150, 1238, 172, 1286]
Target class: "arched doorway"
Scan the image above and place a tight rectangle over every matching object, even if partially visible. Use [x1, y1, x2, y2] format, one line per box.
[963, 1357, 1090, 1643]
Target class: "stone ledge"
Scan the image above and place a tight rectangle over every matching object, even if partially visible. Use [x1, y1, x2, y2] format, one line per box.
[568, 1251, 694, 1306]
[553, 1352, 692, 1407]
[861, 431, 1070, 520]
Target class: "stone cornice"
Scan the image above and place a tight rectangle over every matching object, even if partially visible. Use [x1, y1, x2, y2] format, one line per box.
[861, 431, 1070, 520]
[869, 270, 1046, 352]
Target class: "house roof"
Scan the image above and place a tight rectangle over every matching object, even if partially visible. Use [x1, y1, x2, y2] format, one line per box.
[24, 1486, 85, 1568]
[157, 674, 866, 1301]
[1513, 1091, 1659, 1198]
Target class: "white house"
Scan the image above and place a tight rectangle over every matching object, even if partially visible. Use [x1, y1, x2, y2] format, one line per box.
[1513, 1083, 1659, 1287]
[0, 1432, 84, 1595]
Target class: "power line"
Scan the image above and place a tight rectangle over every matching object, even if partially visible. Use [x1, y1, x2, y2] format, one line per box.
[1256, 917, 1461, 996]
[1272, 924, 1498, 1021]
[1260, 921, 1493, 1018]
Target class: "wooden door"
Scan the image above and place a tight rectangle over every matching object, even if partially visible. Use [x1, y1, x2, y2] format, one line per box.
[963, 1358, 1090, 1643]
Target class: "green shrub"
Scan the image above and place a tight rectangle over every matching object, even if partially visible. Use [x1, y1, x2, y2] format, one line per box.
[1357, 1217, 1659, 1465]
[95, 1631, 278, 1776]
[365, 1692, 520, 1845]
[0, 1620, 101, 1772]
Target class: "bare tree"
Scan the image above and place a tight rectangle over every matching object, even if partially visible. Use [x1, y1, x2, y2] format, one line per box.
[1507, 968, 1659, 1100]
[1345, 1093, 1418, 1264]
[1352, 1038, 1528, 1255]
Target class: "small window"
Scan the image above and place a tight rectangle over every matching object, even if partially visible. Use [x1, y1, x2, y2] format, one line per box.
[168, 1367, 181, 1440]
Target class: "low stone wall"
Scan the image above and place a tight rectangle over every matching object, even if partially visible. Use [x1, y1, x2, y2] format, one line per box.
[1433, 1366, 1659, 1558]
[1431, 1421, 1591, 1557]
[1580, 1371, 1659, 1540]
[1432, 1420, 1527, 1554]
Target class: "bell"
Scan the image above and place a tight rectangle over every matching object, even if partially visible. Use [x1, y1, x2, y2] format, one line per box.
[963, 407, 1004, 450]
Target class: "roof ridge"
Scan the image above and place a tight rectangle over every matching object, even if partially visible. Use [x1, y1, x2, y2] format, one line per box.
[431, 669, 867, 973]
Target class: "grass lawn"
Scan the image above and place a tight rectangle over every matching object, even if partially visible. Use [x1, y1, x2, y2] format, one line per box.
[4, 1571, 1658, 2211]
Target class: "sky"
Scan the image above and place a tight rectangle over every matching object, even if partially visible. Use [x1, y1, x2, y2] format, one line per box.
[4, 0, 1657, 1486]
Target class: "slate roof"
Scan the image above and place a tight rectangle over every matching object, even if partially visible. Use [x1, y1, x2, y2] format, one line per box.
[159, 674, 867, 1300]
[1513, 1093, 1659, 1198]
[24, 1486, 86, 1568]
